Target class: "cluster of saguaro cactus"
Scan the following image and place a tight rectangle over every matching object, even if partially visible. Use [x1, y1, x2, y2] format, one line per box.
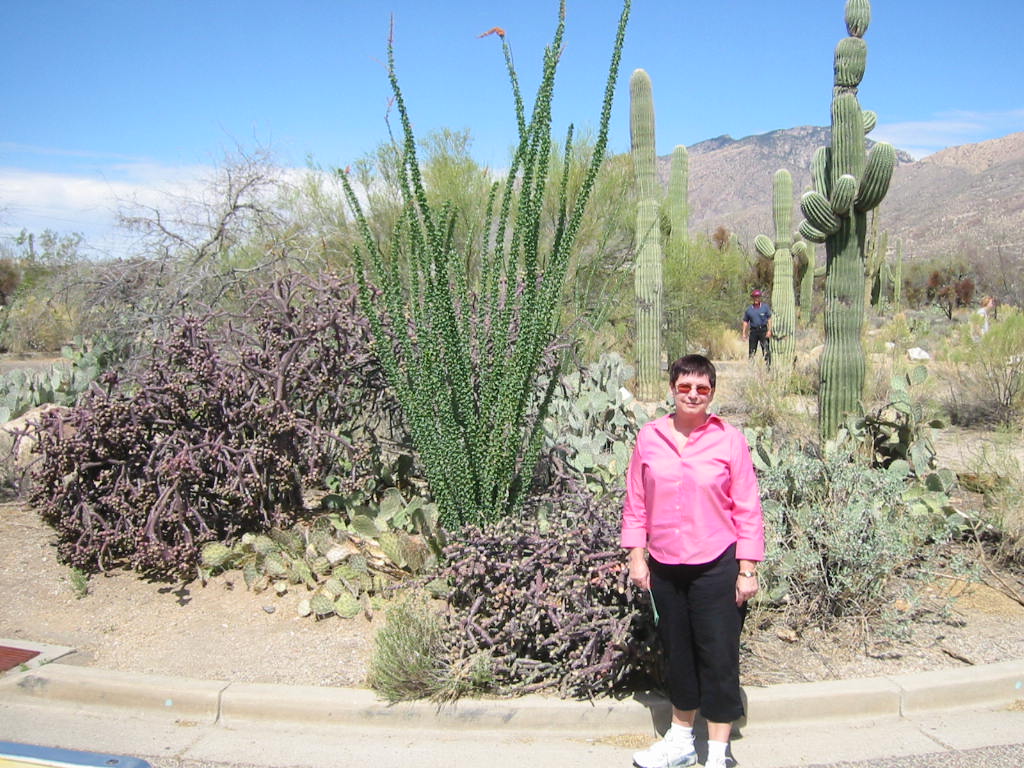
[630, 68, 663, 400]
[796, 0, 896, 438]
[754, 169, 797, 372]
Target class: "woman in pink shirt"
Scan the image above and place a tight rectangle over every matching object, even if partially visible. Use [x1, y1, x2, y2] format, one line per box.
[622, 354, 764, 768]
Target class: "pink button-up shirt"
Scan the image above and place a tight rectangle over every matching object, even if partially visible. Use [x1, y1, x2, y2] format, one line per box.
[621, 413, 765, 565]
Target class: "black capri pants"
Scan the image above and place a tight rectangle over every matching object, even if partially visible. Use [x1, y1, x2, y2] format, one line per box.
[649, 543, 746, 723]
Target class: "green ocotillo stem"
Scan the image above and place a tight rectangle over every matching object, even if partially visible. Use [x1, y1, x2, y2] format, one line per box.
[667, 145, 689, 262]
[770, 169, 796, 370]
[630, 69, 657, 200]
[635, 199, 663, 400]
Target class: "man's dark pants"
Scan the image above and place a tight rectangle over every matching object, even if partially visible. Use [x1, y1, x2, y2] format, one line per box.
[748, 326, 771, 367]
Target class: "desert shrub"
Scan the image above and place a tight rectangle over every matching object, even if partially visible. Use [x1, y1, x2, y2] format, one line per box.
[2, 293, 75, 353]
[957, 446, 1024, 569]
[436, 484, 657, 699]
[943, 309, 1024, 427]
[29, 273, 393, 577]
[368, 590, 493, 703]
[731, 368, 814, 431]
[755, 442, 955, 628]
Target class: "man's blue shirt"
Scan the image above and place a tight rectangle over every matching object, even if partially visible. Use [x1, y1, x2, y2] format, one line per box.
[743, 303, 772, 328]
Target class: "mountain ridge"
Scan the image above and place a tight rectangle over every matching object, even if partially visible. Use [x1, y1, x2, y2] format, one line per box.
[665, 127, 1024, 265]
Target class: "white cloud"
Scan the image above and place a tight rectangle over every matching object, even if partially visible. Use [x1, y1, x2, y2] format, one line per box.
[873, 109, 1024, 159]
[0, 163, 213, 255]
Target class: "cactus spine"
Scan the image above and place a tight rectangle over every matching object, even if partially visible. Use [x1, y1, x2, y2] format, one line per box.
[755, 169, 797, 372]
[798, 0, 896, 438]
[630, 68, 663, 400]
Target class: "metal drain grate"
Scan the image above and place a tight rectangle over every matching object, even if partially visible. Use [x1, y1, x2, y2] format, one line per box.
[0, 645, 41, 672]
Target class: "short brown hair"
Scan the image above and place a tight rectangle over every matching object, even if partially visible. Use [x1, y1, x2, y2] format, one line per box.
[669, 354, 716, 389]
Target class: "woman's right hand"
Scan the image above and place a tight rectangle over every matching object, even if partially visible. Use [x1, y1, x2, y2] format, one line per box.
[628, 548, 650, 590]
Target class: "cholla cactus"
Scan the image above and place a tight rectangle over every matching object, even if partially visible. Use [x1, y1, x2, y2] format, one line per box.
[630, 68, 663, 400]
[797, 0, 896, 438]
[754, 169, 797, 372]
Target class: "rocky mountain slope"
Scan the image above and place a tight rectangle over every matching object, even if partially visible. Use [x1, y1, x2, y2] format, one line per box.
[666, 127, 1024, 266]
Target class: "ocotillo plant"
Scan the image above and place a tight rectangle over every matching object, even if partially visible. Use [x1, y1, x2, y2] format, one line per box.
[341, 2, 632, 528]
[754, 169, 797, 372]
[797, 0, 896, 439]
[630, 68, 663, 400]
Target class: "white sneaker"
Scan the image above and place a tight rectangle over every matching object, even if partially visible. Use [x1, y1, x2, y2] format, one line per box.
[703, 758, 733, 768]
[632, 733, 698, 768]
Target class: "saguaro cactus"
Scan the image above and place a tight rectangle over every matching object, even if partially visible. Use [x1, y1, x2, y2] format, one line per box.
[666, 145, 689, 262]
[799, 238, 815, 323]
[892, 238, 903, 308]
[663, 144, 689, 362]
[797, 0, 896, 438]
[754, 169, 797, 372]
[630, 68, 663, 400]
[867, 228, 888, 306]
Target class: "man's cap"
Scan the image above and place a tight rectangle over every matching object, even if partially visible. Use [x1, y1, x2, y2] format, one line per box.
[751, 289, 762, 297]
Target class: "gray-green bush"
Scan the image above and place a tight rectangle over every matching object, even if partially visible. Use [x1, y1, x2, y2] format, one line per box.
[755, 441, 954, 627]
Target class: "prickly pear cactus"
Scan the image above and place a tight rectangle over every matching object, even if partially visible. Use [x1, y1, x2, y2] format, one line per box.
[630, 68, 663, 400]
[797, 0, 896, 438]
[754, 169, 797, 372]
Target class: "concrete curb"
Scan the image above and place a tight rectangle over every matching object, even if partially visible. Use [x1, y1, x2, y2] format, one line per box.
[0, 660, 1021, 732]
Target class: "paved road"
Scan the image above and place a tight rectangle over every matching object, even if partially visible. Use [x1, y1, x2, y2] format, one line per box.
[1, 697, 1021, 768]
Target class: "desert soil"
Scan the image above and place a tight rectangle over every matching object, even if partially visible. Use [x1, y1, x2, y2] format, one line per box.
[1, 500, 1022, 691]
[1, 355, 1022, 693]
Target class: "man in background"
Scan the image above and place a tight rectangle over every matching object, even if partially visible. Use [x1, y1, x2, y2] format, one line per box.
[742, 289, 772, 368]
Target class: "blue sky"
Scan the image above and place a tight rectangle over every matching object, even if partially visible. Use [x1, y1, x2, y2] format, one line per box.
[2, 0, 1023, 256]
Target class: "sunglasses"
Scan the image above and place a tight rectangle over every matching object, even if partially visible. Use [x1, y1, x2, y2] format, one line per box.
[675, 383, 712, 396]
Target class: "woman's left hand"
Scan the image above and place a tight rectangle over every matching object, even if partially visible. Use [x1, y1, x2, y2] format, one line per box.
[735, 572, 759, 606]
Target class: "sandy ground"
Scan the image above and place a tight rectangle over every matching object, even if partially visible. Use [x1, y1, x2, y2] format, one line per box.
[1, 354, 1022, 692]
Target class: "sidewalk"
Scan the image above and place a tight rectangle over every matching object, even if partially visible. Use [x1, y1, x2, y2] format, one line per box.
[2, 656, 1022, 731]
[0, 654, 1022, 768]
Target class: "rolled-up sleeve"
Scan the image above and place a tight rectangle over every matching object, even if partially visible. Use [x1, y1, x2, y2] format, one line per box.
[620, 432, 649, 549]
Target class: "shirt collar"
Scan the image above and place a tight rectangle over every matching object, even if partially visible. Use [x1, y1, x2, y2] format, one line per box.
[653, 411, 723, 438]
